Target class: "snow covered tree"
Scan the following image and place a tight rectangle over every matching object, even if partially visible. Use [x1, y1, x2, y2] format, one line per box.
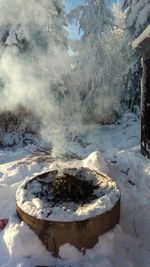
[122, 0, 150, 110]
[0, 0, 71, 144]
[0, 0, 70, 107]
[68, 0, 125, 123]
[125, 0, 150, 37]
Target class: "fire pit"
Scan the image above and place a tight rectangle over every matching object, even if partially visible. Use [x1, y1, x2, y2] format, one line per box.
[16, 167, 120, 256]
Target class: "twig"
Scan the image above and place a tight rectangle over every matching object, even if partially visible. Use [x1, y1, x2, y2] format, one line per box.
[67, 150, 82, 160]
[31, 146, 52, 156]
[111, 160, 117, 164]
[128, 180, 135, 186]
[11, 154, 54, 168]
[133, 219, 139, 238]
[120, 168, 130, 176]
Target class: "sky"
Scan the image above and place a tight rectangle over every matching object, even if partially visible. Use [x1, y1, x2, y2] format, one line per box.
[65, 0, 85, 13]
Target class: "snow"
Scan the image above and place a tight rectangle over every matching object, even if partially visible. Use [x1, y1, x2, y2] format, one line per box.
[4, 24, 30, 47]
[0, 112, 150, 266]
[133, 24, 150, 48]
[16, 155, 119, 222]
[83, 151, 109, 173]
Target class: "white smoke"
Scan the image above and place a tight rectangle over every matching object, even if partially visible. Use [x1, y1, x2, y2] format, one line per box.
[0, 0, 75, 154]
[0, 1, 126, 155]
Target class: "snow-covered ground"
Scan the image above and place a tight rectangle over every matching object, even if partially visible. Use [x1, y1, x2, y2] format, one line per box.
[0, 112, 150, 267]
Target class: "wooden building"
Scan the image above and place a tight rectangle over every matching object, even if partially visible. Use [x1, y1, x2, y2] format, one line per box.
[133, 25, 150, 158]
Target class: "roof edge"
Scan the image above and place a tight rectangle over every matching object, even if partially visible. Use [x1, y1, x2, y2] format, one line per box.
[133, 24, 150, 49]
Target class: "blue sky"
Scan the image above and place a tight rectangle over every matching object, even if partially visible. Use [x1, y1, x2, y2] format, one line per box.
[65, 0, 85, 13]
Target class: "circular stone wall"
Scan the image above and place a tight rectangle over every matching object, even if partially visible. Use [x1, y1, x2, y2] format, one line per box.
[16, 168, 120, 256]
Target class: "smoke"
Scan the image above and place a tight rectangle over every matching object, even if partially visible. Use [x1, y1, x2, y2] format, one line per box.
[0, 0, 126, 155]
[0, 0, 77, 154]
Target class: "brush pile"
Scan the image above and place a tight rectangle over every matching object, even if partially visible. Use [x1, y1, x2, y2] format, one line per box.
[52, 170, 98, 203]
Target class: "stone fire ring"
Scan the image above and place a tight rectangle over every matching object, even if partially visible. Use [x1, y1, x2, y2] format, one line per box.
[16, 169, 120, 256]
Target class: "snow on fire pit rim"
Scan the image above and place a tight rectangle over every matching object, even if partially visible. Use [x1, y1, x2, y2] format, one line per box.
[16, 154, 120, 222]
